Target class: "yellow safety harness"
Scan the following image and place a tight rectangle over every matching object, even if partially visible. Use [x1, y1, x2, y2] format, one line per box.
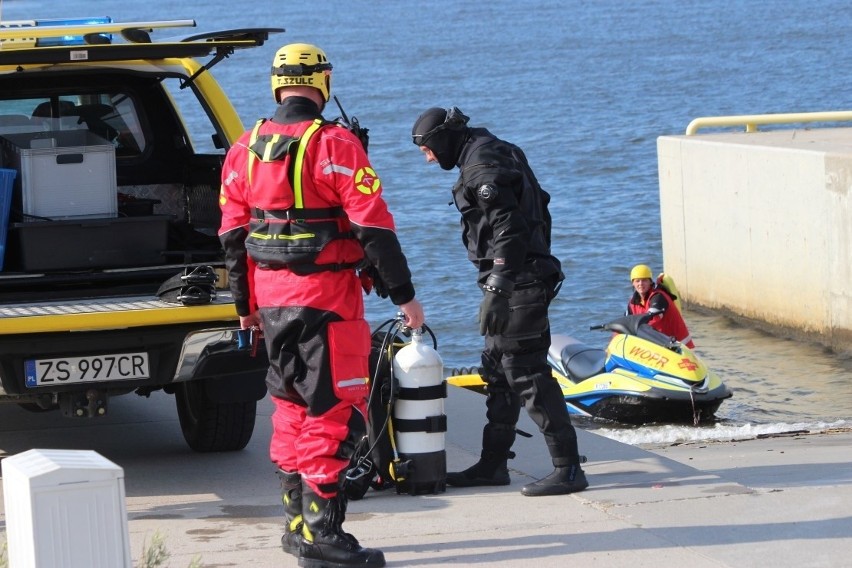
[247, 118, 325, 207]
[243, 119, 356, 274]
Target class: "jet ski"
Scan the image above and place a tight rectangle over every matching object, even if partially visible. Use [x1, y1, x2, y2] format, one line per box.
[448, 313, 732, 425]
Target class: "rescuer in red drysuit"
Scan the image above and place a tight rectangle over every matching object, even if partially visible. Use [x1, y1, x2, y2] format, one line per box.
[219, 43, 423, 568]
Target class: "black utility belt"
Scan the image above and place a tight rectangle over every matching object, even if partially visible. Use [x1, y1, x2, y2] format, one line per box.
[252, 206, 343, 221]
[478, 279, 543, 292]
[257, 261, 358, 275]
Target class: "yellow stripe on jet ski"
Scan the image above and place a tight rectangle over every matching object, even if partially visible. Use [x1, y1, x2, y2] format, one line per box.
[447, 370, 612, 398]
[446, 373, 487, 395]
[448, 368, 656, 398]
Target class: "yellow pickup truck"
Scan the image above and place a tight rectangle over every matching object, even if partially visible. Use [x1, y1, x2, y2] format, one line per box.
[0, 18, 282, 451]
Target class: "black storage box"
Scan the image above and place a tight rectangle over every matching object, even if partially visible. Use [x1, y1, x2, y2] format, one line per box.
[9, 215, 171, 272]
[118, 195, 161, 217]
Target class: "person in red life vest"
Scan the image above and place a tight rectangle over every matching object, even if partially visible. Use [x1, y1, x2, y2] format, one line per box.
[626, 264, 694, 348]
[218, 43, 423, 568]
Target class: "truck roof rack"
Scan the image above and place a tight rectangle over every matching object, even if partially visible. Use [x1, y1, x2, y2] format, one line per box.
[0, 18, 283, 66]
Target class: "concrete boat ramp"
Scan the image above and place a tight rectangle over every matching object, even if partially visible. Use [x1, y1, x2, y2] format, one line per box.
[0, 385, 850, 567]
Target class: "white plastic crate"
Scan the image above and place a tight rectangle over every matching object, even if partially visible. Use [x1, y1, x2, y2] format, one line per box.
[2, 449, 132, 568]
[1, 130, 117, 219]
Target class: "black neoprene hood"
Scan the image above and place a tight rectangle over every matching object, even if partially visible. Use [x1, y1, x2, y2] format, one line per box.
[412, 106, 469, 170]
[411, 107, 448, 145]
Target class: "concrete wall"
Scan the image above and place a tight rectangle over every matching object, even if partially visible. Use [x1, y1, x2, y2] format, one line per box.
[657, 127, 852, 353]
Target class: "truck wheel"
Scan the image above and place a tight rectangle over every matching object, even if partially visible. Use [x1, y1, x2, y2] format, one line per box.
[175, 380, 257, 452]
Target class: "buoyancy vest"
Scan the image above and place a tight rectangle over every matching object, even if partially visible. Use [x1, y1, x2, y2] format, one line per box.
[628, 287, 694, 348]
[243, 118, 357, 274]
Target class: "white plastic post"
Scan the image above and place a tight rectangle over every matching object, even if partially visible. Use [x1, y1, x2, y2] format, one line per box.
[2, 449, 132, 568]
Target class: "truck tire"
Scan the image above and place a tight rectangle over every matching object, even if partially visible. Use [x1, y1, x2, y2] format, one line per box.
[176, 380, 257, 452]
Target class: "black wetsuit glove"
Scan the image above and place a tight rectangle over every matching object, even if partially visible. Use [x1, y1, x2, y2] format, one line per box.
[479, 291, 510, 336]
[370, 266, 389, 299]
[359, 264, 389, 299]
[478, 273, 515, 336]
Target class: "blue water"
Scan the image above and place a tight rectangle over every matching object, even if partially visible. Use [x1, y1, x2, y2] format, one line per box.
[4, 0, 851, 442]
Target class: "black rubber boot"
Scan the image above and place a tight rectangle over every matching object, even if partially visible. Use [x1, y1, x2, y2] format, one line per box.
[446, 450, 514, 487]
[521, 458, 588, 497]
[447, 422, 516, 487]
[277, 469, 303, 557]
[298, 482, 385, 568]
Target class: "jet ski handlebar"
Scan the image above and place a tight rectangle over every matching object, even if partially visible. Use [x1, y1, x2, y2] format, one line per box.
[590, 314, 680, 350]
[590, 313, 653, 333]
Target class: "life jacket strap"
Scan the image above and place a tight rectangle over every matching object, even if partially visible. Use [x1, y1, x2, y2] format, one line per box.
[252, 206, 344, 221]
[258, 261, 359, 275]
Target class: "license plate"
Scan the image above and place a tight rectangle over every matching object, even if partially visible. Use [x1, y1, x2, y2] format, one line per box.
[25, 353, 150, 387]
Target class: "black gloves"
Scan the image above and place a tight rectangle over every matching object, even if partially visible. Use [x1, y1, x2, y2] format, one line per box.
[478, 273, 515, 336]
[479, 291, 511, 336]
[359, 264, 389, 299]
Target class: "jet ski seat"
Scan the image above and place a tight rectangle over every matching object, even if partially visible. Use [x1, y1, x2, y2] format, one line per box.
[549, 334, 606, 381]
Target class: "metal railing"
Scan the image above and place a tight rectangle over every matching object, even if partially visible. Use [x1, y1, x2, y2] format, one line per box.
[685, 110, 852, 135]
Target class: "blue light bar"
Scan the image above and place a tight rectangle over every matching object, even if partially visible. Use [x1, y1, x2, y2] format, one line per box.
[33, 17, 113, 26]
[35, 17, 113, 46]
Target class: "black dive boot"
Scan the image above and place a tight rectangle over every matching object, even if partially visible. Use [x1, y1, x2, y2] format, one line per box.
[277, 469, 303, 556]
[299, 483, 385, 568]
[521, 460, 588, 496]
[446, 422, 516, 487]
[522, 429, 589, 496]
[445, 450, 513, 487]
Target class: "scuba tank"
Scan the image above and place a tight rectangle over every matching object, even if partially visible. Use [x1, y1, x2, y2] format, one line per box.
[390, 328, 447, 495]
[344, 319, 446, 499]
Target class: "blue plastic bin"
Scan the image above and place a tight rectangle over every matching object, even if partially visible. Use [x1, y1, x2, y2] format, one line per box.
[0, 168, 17, 271]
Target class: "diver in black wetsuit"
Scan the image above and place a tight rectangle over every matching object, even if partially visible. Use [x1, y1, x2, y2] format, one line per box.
[411, 107, 588, 496]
